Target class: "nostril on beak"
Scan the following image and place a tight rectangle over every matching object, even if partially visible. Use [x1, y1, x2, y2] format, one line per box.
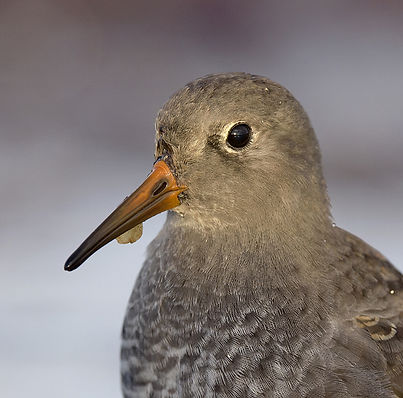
[153, 181, 167, 196]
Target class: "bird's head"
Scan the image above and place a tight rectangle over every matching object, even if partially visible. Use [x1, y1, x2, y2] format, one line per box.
[65, 73, 332, 272]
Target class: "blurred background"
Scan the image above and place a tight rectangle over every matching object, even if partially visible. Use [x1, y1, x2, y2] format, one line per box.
[1, 0, 402, 396]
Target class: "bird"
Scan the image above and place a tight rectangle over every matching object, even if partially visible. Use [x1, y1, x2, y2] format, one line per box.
[64, 73, 403, 397]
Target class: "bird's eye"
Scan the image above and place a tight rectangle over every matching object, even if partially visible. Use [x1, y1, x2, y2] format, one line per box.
[226, 123, 251, 149]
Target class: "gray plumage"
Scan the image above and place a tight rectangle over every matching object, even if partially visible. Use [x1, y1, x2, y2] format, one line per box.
[120, 73, 403, 397]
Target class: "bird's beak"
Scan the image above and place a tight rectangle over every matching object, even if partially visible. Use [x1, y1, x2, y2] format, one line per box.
[64, 160, 186, 272]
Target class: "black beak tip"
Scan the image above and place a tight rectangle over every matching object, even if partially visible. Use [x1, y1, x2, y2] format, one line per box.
[64, 253, 81, 272]
[64, 260, 75, 272]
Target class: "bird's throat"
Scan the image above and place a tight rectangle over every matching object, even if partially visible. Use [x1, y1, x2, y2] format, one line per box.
[157, 212, 332, 296]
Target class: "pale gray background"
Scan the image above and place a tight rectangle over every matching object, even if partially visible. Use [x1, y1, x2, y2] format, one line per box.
[1, 1, 402, 397]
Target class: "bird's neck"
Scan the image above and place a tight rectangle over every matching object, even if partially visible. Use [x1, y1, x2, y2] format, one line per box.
[155, 211, 336, 296]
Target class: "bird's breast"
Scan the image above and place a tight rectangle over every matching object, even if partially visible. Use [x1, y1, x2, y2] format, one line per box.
[120, 233, 330, 397]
